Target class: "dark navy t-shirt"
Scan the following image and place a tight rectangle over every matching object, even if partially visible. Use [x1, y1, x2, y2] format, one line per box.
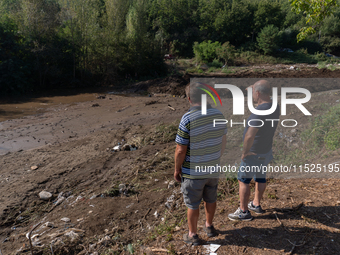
[243, 102, 280, 154]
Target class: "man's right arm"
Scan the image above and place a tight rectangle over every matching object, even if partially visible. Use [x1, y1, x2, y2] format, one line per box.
[174, 144, 187, 182]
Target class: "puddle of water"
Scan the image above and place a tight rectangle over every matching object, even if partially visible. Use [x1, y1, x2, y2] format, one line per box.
[0, 93, 97, 122]
[0, 88, 147, 122]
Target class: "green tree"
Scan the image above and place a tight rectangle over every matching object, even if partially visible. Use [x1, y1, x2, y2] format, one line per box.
[253, 0, 284, 35]
[149, 0, 200, 57]
[257, 24, 281, 55]
[290, 0, 338, 41]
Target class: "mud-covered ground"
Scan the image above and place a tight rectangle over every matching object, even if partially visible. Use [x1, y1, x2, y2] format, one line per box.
[1, 67, 340, 255]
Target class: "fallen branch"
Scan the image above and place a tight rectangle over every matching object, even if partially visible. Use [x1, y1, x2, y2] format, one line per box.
[116, 105, 131, 113]
[144, 208, 151, 219]
[288, 241, 296, 254]
[29, 222, 42, 255]
[287, 239, 305, 255]
[323, 212, 331, 219]
[273, 211, 282, 226]
[267, 203, 304, 213]
[151, 247, 169, 252]
[167, 105, 176, 111]
[50, 243, 54, 255]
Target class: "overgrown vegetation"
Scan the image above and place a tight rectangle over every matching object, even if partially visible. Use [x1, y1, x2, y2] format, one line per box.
[2, 0, 340, 94]
[303, 104, 340, 151]
[275, 103, 340, 166]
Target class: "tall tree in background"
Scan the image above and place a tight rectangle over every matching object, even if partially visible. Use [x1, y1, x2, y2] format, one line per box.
[290, 0, 338, 41]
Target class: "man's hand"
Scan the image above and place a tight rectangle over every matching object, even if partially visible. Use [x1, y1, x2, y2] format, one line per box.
[242, 127, 259, 161]
[174, 170, 182, 183]
[241, 151, 257, 161]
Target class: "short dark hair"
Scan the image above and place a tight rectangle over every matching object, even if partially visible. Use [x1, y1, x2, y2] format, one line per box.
[186, 83, 205, 104]
[254, 83, 271, 96]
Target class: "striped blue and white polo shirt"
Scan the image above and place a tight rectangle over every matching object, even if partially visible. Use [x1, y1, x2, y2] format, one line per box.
[175, 105, 227, 179]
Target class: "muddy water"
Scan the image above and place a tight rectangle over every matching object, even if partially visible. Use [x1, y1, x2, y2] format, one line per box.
[0, 93, 99, 122]
[0, 89, 156, 156]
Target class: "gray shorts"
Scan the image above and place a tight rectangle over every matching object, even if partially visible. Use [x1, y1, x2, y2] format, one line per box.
[181, 177, 218, 210]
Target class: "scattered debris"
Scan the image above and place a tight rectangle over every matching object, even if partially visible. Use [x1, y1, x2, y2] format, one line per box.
[122, 144, 138, 151]
[28, 222, 42, 254]
[31, 165, 39, 170]
[91, 103, 100, 107]
[168, 180, 175, 189]
[54, 196, 65, 206]
[97, 95, 106, 99]
[165, 194, 175, 209]
[43, 222, 54, 228]
[65, 230, 80, 242]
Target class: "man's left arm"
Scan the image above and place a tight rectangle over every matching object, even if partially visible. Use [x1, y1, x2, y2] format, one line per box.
[242, 127, 259, 160]
[174, 144, 188, 182]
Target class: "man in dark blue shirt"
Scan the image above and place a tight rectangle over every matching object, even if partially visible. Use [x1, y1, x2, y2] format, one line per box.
[228, 80, 280, 221]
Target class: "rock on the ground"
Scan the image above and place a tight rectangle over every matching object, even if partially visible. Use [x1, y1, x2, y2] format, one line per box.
[61, 217, 71, 222]
[118, 184, 126, 189]
[44, 222, 54, 228]
[39, 191, 52, 200]
[31, 165, 39, 170]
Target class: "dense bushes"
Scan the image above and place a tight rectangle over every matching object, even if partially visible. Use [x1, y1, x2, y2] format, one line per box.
[193, 41, 221, 63]
[2, 0, 340, 94]
[257, 25, 281, 55]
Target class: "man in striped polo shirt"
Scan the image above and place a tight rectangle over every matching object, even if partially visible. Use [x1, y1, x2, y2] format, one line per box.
[174, 83, 227, 245]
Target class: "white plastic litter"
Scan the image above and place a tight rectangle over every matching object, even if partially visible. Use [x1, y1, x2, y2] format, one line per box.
[203, 244, 221, 254]
[113, 145, 121, 151]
